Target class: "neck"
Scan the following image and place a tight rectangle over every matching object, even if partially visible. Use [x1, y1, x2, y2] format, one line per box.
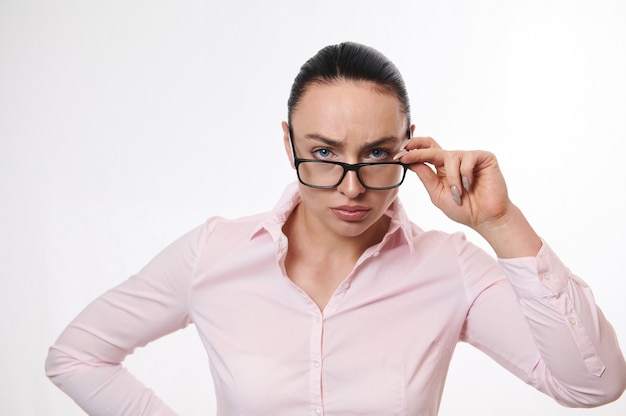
[283, 202, 390, 263]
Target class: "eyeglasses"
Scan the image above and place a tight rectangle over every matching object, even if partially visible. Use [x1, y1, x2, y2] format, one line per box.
[289, 128, 410, 190]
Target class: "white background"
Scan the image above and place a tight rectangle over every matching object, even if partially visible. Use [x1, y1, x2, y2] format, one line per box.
[1, 0, 625, 414]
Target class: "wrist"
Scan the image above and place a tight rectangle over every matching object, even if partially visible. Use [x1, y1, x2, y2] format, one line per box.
[475, 204, 542, 259]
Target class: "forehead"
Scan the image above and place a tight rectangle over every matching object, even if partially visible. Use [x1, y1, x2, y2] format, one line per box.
[291, 81, 407, 138]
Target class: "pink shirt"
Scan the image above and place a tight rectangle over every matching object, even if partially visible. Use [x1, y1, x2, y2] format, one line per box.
[46, 183, 626, 415]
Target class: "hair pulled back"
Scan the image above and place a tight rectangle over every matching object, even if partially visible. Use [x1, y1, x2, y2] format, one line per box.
[287, 42, 411, 126]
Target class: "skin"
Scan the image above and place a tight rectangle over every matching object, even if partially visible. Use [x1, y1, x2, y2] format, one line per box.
[281, 80, 542, 310]
[398, 138, 542, 259]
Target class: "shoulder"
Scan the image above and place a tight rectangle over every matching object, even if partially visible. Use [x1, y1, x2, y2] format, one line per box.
[406, 226, 505, 289]
[200, 211, 273, 243]
[407, 225, 472, 257]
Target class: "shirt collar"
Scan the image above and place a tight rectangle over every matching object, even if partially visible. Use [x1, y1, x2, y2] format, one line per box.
[251, 182, 416, 254]
[383, 197, 416, 255]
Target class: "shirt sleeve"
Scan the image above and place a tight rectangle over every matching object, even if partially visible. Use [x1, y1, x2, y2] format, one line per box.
[45, 221, 211, 416]
[459, 238, 626, 407]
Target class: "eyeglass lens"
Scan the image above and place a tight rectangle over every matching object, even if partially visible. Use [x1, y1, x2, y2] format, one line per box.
[297, 161, 404, 189]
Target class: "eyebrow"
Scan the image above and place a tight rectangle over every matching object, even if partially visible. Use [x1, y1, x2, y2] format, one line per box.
[303, 133, 401, 150]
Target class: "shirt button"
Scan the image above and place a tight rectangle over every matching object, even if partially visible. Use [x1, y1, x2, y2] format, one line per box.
[569, 316, 577, 326]
[342, 281, 351, 289]
[313, 361, 320, 368]
[314, 408, 322, 415]
[543, 272, 551, 281]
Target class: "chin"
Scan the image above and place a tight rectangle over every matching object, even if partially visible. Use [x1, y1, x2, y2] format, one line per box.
[331, 217, 383, 239]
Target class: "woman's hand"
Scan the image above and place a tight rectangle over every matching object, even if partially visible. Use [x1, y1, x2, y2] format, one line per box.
[394, 137, 509, 229]
[394, 136, 542, 258]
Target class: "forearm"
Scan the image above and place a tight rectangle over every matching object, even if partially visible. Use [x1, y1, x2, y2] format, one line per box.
[45, 345, 178, 416]
[475, 203, 542, 259]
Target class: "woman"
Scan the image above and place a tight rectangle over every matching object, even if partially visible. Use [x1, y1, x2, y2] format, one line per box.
[46, 42, 626, 415]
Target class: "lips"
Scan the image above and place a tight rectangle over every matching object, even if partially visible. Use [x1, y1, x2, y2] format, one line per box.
[331, 205, 371, 221]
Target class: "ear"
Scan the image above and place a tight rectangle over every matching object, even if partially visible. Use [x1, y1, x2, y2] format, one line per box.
[410, 124, 416, 138]
[282, 121, 295, 169]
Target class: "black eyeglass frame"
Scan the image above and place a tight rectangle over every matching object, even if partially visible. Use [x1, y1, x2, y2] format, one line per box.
[288, 126, 411, 191]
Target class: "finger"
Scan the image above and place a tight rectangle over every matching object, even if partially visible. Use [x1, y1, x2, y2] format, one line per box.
[459, 151, 497, 191]
[405, 136, 442, 150]
[394, 147, 446, 166]
[410, 163, 441, 204]
[442, 152, 463, 206]
[393, 138, 443, 161]
[400, 148, 465, 205]
[459, 151, 479, 192]
[400, 149, 464, 206]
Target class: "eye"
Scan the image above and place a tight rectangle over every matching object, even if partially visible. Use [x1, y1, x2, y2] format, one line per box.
[368, 148, 391, 161]
[313, 148, 333, 159]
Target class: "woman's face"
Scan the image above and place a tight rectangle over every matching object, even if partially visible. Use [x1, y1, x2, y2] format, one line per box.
[283, 80, 411, 241]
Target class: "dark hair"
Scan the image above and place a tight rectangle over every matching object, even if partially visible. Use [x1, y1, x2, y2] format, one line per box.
[287, 41, 411, 126]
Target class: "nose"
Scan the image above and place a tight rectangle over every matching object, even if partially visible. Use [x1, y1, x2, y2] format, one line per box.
[337, 170, 366, 198]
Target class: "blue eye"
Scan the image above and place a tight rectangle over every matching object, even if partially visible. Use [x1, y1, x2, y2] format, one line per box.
[313, 148, 332, 159]
[369, 149, 390, 160]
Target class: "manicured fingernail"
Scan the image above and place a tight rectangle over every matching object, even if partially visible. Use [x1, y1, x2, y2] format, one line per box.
[462, 176, 471, 192]
[393, 149, 410, 160]
[451, 185, 462, 206]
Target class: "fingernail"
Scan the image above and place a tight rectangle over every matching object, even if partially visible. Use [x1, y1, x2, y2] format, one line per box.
[462, 176, 471, 192]
[393, 149, 410, 160]
[451, 185, 462, 206]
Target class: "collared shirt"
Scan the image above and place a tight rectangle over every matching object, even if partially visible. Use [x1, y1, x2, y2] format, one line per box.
[46, 183, 626, 415]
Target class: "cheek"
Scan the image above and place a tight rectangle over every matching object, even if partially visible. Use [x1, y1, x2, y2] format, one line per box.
[375, 189, 399, 210]
[298, 186, 326, 209]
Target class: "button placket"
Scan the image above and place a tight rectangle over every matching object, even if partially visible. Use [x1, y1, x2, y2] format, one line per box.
[309, 312, 324, 414]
